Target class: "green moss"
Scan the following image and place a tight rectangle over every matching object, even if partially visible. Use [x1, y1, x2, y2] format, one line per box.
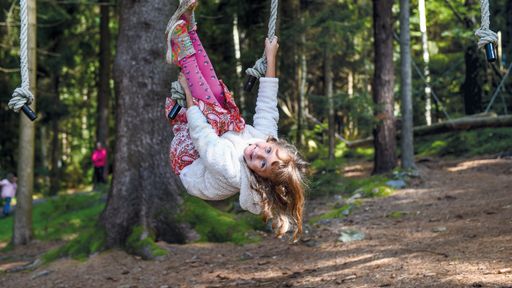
[417, 128, 512, 157]
[387, 211, 407, 219]
[42, 227, 107, 263]
[179, 196, 260, 245]
[126, 226, 168, 259]
[309, 204, 352, 224]
[0, 192, 105, 245]
[343, 175, 394, 197]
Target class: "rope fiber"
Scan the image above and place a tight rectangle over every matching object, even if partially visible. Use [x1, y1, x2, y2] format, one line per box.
[245, 0, 279, 79]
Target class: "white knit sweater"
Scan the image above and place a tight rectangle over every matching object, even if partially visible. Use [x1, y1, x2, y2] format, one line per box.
[179, 77, 279, 214]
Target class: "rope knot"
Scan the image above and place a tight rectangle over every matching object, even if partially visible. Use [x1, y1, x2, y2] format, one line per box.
[9, 87, 34, 112]
[475, 28, 498, 49]
[246, 57, 267, 78]
[170, 80, 186, 107]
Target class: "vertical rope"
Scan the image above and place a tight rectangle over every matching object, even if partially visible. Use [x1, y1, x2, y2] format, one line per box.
[475, 0, 498, 48]
[8, 0, 34, 113]
[245, 0, 279, 79]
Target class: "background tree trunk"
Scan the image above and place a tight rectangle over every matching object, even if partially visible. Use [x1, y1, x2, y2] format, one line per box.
[13, 0, 36, 246]
[400, 0, 415, 170]
[418, 0, 432, 125]
[96, 0, 111, 149]
[462, 0, 484, 115]
[296, 12, 306, 148]
[463, 44, 485, 114]
[325, 47, 335, 160]
[372, 0, 396, 174]
[100, 0, 186, 249]
[49, 75, 61, 196]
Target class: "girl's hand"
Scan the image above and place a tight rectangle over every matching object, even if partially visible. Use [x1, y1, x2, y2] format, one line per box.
[178, 73, 194, 108]
[265, 37, 279, 77]
[265, 36, 279, 61]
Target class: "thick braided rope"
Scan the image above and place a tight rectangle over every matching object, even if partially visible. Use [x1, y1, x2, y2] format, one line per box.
[475, 0, 498, 49]
[245, 0, 279, 79]
[170, 80, 186, 107]
[9, 0, 34, 113]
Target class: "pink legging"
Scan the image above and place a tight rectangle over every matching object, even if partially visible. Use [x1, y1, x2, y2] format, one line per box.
[178, 30, 225, 106]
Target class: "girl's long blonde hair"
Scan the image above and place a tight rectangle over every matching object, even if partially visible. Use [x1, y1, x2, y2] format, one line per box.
[247, 137, 307, 241]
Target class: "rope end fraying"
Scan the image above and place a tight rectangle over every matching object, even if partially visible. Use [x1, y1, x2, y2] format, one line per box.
[9, 87, 34, 112]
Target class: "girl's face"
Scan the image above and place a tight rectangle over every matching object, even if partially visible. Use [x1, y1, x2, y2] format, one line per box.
[243, 140, 286, 178]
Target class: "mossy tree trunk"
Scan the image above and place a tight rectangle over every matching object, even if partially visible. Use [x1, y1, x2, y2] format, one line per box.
[100, 0, 186, 255]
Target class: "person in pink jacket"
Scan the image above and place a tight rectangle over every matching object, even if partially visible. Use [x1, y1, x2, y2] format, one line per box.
[91, 142, 107, 186]
[1, 173, 17, 217]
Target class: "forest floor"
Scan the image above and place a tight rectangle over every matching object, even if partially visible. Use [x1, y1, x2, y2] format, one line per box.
[1, 155, 512, 288]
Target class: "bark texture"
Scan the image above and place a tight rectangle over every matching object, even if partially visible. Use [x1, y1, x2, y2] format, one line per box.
[101, 0, 186, 248]
[372, 0, 397, 174]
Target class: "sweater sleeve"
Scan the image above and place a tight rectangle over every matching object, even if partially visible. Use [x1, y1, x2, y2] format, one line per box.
[185, 106, 242, 183]
[252, 77, 279, 138]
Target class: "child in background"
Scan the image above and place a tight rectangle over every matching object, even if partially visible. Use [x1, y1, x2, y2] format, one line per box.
[165, 0, 307, 240]
[1, 173, 17, 217]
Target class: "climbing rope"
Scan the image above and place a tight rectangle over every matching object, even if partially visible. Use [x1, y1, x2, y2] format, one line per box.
[475, 0, 498, 49]
[475, 0, 498, 62]
[244, 0, 279, 90]
[8, 0, 36, 121]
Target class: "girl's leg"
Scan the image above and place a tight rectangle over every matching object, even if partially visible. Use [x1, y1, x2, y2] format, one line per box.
[179, 55, 218, 105]
[188, 30, 225, 105]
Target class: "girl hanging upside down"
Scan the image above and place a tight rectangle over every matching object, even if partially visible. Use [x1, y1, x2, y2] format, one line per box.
[165, 0, 307, 240]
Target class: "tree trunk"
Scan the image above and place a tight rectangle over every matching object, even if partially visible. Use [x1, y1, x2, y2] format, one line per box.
[97, 0, 110, 148]
[13, 0, 36, 246]
[232, 13, 246, 117]
[372, 0, 396, 174]
[400, 0, 416, 170]
[418, 0, 432, 125]
[462, 44, 485, 114]
[280, 0, 300, 117]
[324, 47, 335, 160]
[297, 13, 306, 148]
[40, 126, 49, 189]
[100, 0, 186, 250]
[507, 0, 512, 59]
[49, 75, 60, 196]
[461, 0, 484, 115]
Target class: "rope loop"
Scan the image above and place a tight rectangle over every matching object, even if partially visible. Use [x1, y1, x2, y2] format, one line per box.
[9, 87, 33, 112]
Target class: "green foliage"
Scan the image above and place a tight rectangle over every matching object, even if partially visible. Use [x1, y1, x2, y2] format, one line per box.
[178, 196, 261, 245]
[416, 128, 512, 157]
[126, 226, 167, 259]
[0, 192, 104, 244]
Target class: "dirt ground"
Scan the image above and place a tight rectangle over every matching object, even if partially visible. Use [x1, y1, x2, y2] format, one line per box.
[1, 156, 512, 288]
